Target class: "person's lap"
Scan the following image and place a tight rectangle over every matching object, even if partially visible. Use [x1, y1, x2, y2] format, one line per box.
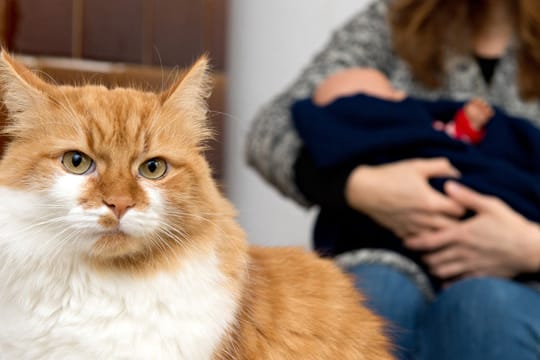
[348, 263, 428, 359]
[347, 263, 540, 360]
[418, 277, 540, 360]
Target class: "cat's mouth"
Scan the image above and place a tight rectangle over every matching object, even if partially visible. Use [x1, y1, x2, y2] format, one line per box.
[97, 213, 131, 236]
[101, 229, 125, 236]
[90, 230, 144, 259]
[98, 213, 121, 229]
[98, 230, 130, 242]
[91, 228, 130, 242]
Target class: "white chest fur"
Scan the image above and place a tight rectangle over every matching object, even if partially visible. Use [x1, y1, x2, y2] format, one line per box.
[0, 251, 238, 360]
[0, 188, 239, 360]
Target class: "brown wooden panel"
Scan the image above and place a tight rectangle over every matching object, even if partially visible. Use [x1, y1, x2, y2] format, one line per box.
[0, 0, 18, 48]
[203, 0, 227, 70]
[152, 0, 205, 68]
[82, 0, 144, 63]
[13, 0, 72, 56]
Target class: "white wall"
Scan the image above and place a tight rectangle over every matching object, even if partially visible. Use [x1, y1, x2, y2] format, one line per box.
[226, 0, 371, 248]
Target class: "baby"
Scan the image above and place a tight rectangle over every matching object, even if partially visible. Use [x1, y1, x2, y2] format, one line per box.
[292, 66, 540, 267]
[313, 67, 493, 144]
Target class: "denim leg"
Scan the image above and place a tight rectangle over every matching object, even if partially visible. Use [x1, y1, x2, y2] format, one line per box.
[418, 277, 540, 360]
[346, 263, 430, 359]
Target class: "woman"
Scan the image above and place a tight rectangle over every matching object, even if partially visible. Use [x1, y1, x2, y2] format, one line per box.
[247, 0, 540, 359]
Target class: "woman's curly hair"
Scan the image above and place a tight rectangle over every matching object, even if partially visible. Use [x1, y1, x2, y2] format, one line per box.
[389, 0, 540, 99]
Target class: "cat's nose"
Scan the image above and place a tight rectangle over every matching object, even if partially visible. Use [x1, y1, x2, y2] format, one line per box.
[103, 196, 135, 219]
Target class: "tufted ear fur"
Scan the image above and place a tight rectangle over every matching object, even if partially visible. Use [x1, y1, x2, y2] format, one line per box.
[160, 56, 213, 146]
[0, 50, 56, 136]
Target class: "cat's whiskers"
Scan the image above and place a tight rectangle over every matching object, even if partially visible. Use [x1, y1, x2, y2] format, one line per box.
[145, 233, 178, 266]
[156, 221, 208, 255]
[33, 203, 65, 208]
[154, 218, 233, 261]
[146, 233, 171, 256]
[0, 227, 85, 280]
[30, 202, 73, 211]
[47, 228, 86, 259]
[2, 215, 72, 237]
[163, 209, 233, 240]
[1, 208, 109, 241]
[157, 221, 190, 246]
[162, 194, 232, 218]
[162, 209, 217, 228]
[143, 227, 198, 266]
[163, 208, 232, 218]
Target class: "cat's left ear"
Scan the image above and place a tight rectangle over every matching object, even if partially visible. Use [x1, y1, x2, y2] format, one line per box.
[160, 56, 212, 142]
[0, 50, 54, 116]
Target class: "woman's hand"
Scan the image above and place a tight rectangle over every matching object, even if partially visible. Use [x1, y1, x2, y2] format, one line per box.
[405, 181, 540, 280]
[345, 158, 465, 238]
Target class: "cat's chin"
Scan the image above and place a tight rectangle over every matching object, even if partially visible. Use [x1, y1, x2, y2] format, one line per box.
[89, 231, 144, 260]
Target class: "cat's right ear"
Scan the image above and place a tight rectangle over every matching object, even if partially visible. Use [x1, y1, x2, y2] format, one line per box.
[0, 50, 53, 117]
[158, 56, 213, 147]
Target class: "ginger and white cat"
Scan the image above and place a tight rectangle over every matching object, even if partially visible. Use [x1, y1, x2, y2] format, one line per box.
[0, 52, 393, 359]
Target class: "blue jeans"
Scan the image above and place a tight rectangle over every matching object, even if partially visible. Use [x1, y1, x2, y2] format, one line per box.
[348, 264, 540, 360]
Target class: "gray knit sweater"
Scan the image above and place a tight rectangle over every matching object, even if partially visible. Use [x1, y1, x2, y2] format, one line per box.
[246, 0, 540, 206]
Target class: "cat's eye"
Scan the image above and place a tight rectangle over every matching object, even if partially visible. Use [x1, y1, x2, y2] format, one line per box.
[139, 158, 168, 180]
[61, 151, 94, 175]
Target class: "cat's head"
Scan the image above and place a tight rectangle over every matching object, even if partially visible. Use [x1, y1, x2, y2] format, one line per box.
[0, 52, 235, 273]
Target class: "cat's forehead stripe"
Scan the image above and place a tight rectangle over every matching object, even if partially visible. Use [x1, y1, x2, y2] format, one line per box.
[65, 88, 157, 153]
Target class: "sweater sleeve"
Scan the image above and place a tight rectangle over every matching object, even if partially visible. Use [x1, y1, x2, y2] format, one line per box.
[246, 0, 395, 207]
[293, 146, 354, 209]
